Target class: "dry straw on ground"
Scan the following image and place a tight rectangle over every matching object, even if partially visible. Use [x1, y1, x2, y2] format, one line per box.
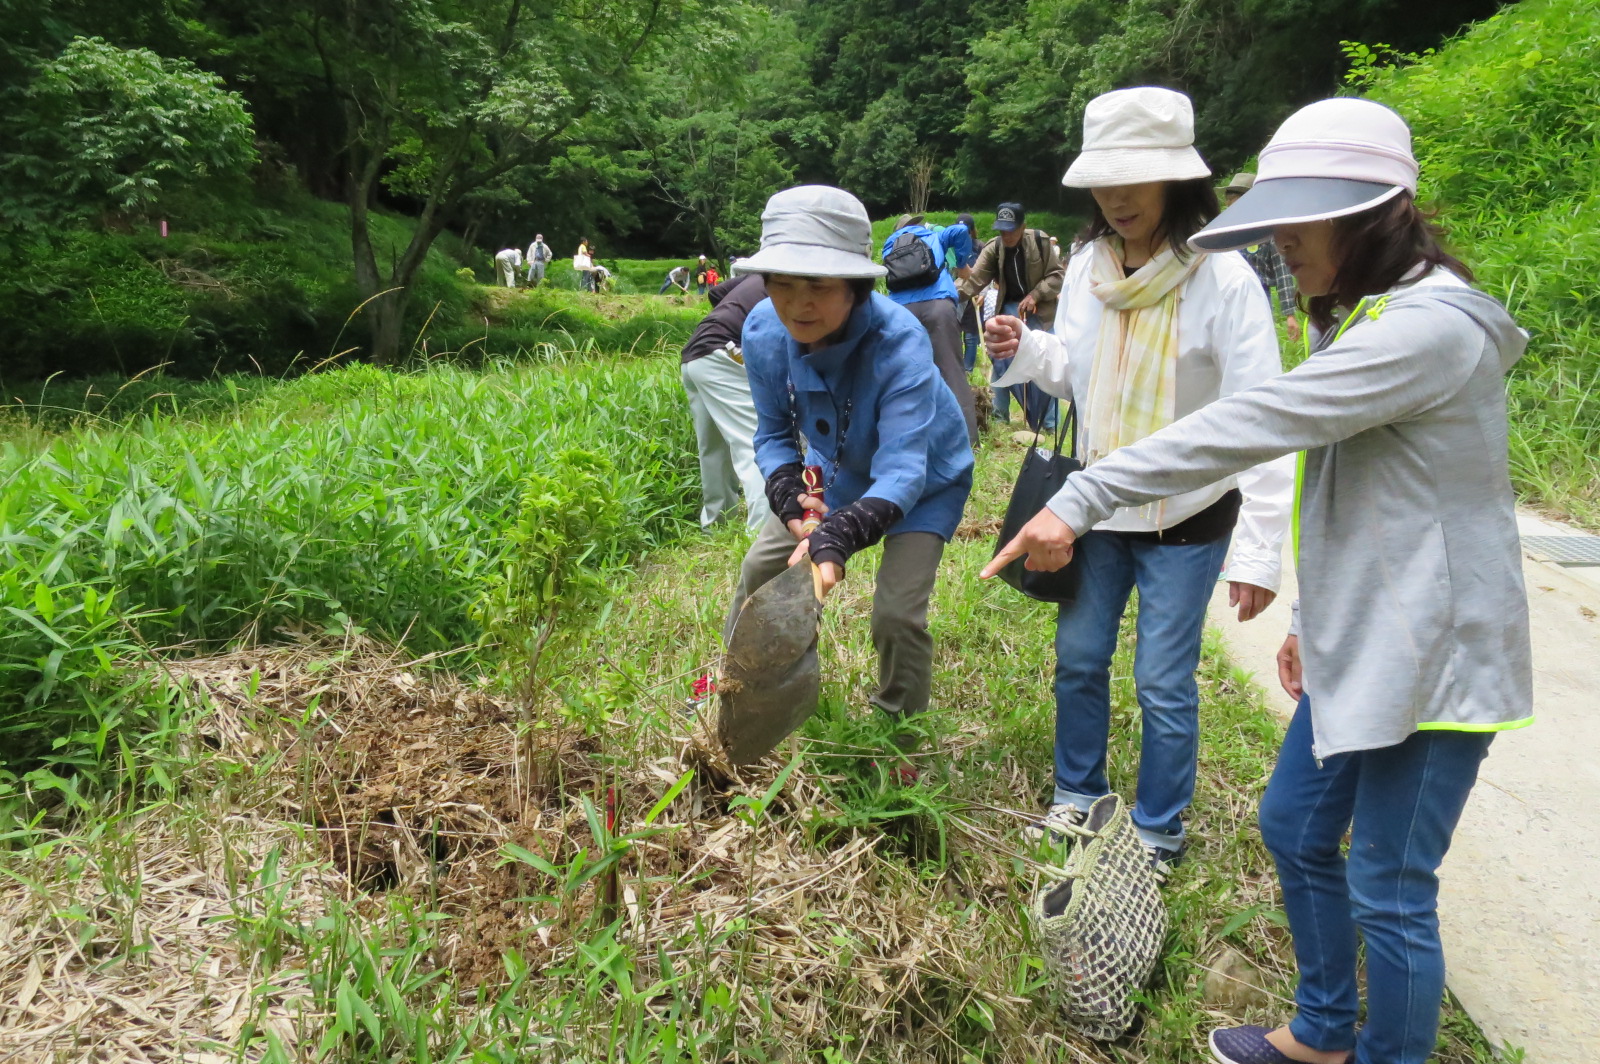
[0, 802, 340, 1061]
[1, 637, 1094, 1060]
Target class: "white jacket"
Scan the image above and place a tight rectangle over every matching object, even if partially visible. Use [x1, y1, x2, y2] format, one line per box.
[996, 244, 1292, 591]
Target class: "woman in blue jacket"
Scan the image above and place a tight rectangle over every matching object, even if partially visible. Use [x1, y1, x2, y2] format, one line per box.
[725, 185, 974, 751]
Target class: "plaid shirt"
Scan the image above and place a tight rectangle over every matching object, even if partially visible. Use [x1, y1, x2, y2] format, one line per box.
[1243, 239, 1298, 319]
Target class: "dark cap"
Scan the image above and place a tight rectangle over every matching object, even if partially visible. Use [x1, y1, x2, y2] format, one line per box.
[993, 202, 1025, 232]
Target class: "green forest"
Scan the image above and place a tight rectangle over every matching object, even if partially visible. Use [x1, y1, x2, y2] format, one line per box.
[2, 0, 1503, 368]
[1, 0, 1597, 1060]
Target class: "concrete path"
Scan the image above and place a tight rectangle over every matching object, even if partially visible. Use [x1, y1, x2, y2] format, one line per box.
[1206, 513, 1600, 1063]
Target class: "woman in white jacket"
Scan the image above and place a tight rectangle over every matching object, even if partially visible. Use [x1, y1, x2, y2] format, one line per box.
[986, 87, 1293, 874]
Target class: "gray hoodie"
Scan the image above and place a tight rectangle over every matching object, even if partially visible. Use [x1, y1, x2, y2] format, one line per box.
[1046, 270, 1533, 758]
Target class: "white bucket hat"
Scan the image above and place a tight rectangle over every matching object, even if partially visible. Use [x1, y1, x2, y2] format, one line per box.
[1062, 87, 1212, 188]
[1191, 98, 1418, 252]
[732, 185, 887, 279]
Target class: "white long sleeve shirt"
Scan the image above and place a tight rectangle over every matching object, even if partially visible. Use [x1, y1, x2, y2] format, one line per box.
[995, 244, 1293, 591]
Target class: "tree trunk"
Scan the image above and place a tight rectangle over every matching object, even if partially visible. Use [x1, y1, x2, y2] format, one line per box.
[908, 149, 936, 216]
[369, 296, 408, 367]
[367, 212, 450, 366]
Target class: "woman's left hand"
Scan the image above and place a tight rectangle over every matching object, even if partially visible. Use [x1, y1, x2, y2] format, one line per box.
[787, 539, 844, 597]
[981, 508, 1077, 577]
[1228, 582, 1277, 622]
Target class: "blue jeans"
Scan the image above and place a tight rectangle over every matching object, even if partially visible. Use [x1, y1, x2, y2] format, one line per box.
[1053, 529, 1230, 849]
[1261, 698, 1491, 1064]
[962, 331, 979, 374]
[991, 301, 1057, 431]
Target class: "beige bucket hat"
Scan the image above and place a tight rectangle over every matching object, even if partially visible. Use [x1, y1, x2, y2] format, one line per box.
[1062, 87, 1212, 188]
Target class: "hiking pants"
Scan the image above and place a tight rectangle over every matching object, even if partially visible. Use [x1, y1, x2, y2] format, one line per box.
[681, 349, 769, 531]
[902, 297, 978, 445]
[724, 516, 945, 719]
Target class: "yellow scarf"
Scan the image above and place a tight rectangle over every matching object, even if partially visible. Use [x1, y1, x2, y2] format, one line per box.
[1082, 237, 1199, 467]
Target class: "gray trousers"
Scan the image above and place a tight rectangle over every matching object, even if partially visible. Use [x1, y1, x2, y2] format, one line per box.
[682, 351, 770, 530]
[904, 297, 978, 445]
[724, 514, 945, 718]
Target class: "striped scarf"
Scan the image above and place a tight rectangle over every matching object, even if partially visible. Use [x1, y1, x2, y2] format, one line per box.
[1082, 237, 1199, 468]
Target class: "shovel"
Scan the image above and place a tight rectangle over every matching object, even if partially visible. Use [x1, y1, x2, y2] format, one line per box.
[717, 466, 829, 765]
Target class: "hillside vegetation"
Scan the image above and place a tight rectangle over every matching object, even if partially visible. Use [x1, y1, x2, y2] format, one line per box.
[1367, 0, 1600, 525]
[0, 360, 1507, 1061]
[0, 353, 697, 790]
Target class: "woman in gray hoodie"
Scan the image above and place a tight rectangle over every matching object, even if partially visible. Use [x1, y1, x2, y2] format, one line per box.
[986, 99, 1532, 1064]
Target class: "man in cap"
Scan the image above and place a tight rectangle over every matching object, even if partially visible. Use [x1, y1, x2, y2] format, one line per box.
[525, 233, 553, 286]
[693, 254, 712, 295]
[880, 211, 979, 443]
[959, 202, 1065, 433]
[1222, 173, 1301, 342]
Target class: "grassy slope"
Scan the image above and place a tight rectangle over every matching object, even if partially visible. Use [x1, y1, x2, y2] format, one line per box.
[0, 188, 476, 380]
[1368, 0, 1600, 526]
[0, 415, 1509, 1062]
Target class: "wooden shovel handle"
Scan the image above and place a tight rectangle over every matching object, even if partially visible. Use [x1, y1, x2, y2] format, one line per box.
[799, 465, 825, 536]
[799, 465, 828, 601]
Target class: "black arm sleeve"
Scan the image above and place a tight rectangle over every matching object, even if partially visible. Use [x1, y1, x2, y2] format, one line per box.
[764, 463, 807, 525]
[806, 497, 904, 570]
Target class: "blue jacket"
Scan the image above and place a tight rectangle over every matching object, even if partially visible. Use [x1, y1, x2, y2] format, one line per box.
[880, 224, 975, 307]
[742, 292, 974, 539]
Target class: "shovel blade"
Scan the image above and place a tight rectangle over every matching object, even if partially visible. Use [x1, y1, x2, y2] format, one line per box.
[716, 559, 823, 765]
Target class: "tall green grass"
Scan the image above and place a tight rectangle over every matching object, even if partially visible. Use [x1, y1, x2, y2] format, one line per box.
[435, 288, 703, 360]
[0, 356, 698, 792]
[1368, 0, 1600, 525]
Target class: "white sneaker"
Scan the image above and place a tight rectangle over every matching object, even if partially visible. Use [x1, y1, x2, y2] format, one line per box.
[1023, 803, 1088, 843]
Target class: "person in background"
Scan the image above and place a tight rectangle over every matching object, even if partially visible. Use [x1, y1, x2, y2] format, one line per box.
[525, 234, 553, 286]
[953, 213, 983, 373]
[693, 255, 711, 295]
[680, 273, 771, 531]
[574, 239, 595, 292]
[984, 86, 1292, 878]
[494, 246, 523, 288]
[660, 263, 692, 294]
[880, 211, 979, 442]
[705, 263, 721, 287]
[1223, 172, 1302, 342]
[986, 97, 1531, 1064]
[958, 202, 1065, 435]
[727, 185, 974, 770]
[592, 261, 613, 292]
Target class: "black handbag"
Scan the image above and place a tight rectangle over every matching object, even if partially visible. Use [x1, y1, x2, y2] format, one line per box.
[992, 398, 1082, 604]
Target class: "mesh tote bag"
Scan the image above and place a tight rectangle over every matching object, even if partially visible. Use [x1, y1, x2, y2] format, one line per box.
[991, 400, 1082, 603]
[1030, 794, 1167, 1040]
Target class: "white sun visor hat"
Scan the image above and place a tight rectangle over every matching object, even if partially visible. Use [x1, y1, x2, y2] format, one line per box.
[732, 185, 888, 279]
[1191, 98, 1419, 252]
[1062, 87, 1212, 188]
